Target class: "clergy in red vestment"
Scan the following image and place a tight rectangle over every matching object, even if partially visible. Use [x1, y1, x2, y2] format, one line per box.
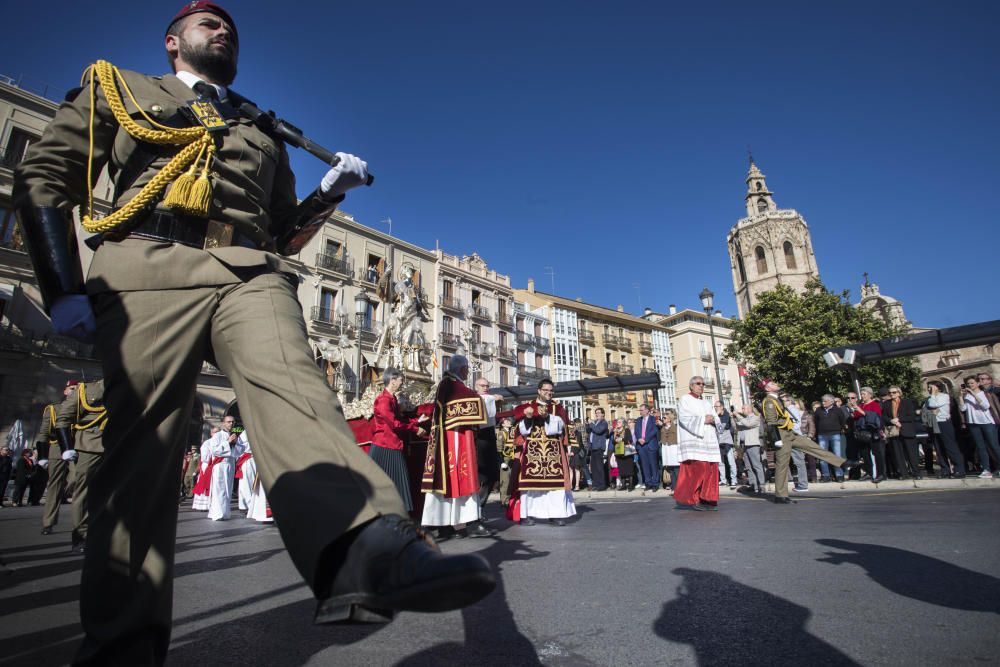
[371, 367, 429, 512]
[421, 356, 493, 538]
[511, 378, 576, 525]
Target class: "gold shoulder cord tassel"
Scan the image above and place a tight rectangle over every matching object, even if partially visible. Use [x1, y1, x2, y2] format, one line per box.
[81, 60, 215, 234]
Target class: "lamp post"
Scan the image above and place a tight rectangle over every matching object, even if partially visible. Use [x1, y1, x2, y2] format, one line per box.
[699, 287, 726, 404]
[354, 288, 372, 400]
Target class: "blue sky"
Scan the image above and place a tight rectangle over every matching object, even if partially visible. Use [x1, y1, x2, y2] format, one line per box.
[3, 1, 997, 328]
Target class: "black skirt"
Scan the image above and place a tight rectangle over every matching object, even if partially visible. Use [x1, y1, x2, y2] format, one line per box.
[617, 455, 636, 476]
[369, 445, 413, 511]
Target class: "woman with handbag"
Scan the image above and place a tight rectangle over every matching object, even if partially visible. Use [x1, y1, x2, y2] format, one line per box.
[924, 381, 965, 478]
[611, 419, 636, 491]
[852, 386, 887, 482]
[660, 409, 681, 491]
[882, 386, 922, 480]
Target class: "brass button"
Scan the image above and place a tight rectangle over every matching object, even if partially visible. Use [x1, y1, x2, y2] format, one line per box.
[150, 104, 163, 115]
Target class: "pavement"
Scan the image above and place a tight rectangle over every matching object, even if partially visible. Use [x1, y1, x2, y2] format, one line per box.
[2, 481, 999, 666]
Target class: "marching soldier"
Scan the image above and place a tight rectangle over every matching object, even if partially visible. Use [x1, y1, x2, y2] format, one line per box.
[39, 380, 80, 536]
[69, 379, 107, 552]
[761, 379, 860, 504]
[14, 3, 492, 663]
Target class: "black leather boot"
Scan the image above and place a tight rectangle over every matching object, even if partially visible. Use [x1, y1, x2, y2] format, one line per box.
[314, 515, 495, 625]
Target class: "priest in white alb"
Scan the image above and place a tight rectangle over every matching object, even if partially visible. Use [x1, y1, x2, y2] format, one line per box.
[675, 376, 721, 511]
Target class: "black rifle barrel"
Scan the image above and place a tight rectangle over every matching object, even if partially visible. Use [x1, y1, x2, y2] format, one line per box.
[239, 102, 374, 186]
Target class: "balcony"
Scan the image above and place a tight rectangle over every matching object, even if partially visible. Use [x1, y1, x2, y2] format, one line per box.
[602, 334, 621, 349]
[315, 252, 352, 277]
[516, 331, 533, 347]
[608, 392, 626, 402]
[638, 340, 653, 355]
[604, 362, 635, 375]
[619, 337, 632, 351]
[700, 351, 713, 362]
[517, 364, 548, 383]
[496, 346, 515, 360]
[532, 335, 550, 351]
[439, 332, 462, 348]
[439, 295, 464, 313]
[704, 377, 716, 388]
[495, 312, 515, 328]
[311, 306, 344, 328]
[578, 328, 595, 345]
[469, 303, 492, 322]
[580, 358, 597, 373]
[718, 356, 729, 365]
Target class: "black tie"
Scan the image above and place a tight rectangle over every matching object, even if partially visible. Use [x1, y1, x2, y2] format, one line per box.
[193, 81, 220, 101]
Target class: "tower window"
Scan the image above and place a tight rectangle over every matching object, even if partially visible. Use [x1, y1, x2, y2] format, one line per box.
[755, 246, 768, 274]
[783, 241, 797, 269]
[736, 253, 747, 282]
[755, 182, 763, 191]
[756, 199, 768, 213]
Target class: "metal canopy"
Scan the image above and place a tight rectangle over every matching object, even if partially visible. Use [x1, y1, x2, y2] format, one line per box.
[823, 319, 1000, 365]
[493, 372, 663, 401]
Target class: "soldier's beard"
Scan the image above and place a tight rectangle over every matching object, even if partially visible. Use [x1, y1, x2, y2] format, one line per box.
[179, 37, 237, 86]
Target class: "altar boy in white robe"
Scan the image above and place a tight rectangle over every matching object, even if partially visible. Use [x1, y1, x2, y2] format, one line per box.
[207, 416, 238, 521]
[191, 427, 218, 511]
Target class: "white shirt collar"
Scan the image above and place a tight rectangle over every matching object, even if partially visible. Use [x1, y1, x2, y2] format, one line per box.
[175, 70, 227, 101]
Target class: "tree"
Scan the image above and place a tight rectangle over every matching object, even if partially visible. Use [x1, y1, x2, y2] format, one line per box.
[726, 279, 923, 402]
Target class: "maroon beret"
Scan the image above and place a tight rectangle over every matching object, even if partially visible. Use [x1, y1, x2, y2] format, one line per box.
[167, 1, 238, 43]
[65, 380, 80, 388]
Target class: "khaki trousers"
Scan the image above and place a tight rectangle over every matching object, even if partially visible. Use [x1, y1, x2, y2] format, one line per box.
[77, 270, 405, 665]
[42, 457, 70, 529]
[774, 430, 845, 498]
[72, 450, 103, 544]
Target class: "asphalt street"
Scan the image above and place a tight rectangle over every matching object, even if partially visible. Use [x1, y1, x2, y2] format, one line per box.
[2, 485, 999, 666]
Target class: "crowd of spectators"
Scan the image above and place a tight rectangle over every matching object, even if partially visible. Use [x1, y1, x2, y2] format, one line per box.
[562, 372, 1000, 492]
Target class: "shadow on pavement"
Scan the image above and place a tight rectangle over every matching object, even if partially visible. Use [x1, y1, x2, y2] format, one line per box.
[653, 567, 860, 666]
[817, 539, 1000, 614]
[395, 538, 548, 666]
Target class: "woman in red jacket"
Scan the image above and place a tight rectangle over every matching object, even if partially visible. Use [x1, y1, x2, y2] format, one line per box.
[852, 386, 886, 482]
[371, 368, 429, 511]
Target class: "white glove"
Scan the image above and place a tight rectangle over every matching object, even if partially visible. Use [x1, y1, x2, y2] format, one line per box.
[62, 449, 78, 461]
[319, 152, 369, 199]
[37, 459, 49, 469]
[50, 295, 96, 342]
[773, 440, 783, 449]
[501, 462, 509, 471]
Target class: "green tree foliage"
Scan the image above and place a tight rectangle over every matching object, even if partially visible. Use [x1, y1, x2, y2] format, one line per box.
[725, 279, 923, 402]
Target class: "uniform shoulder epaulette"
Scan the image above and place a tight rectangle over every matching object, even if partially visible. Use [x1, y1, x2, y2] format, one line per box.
[64, 86, 83, 102]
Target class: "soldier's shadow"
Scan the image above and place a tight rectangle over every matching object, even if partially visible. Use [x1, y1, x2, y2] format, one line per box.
[164, 539, 548, 666]
[817, 538, 1000, 614]
[394, 538, 548, 666]
[653, 567, 860, 666]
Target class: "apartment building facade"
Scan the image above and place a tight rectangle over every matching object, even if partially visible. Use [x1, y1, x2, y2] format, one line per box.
[653, 307, 747, 409]
[514, 281, 676, 423]
[434, 251, 517, 389]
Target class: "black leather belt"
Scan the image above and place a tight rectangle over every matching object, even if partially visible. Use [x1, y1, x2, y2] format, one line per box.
[125, 209, 273, 251]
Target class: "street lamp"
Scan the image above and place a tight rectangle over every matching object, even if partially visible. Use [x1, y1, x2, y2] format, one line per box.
[354, 288, 372, 400]
[699, 287, 726, 403]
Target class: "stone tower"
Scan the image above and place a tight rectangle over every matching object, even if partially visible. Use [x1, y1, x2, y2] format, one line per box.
[727, 159, 820, 318]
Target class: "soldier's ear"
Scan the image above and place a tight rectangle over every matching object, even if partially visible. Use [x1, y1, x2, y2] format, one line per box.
[165, 34, 180, 61]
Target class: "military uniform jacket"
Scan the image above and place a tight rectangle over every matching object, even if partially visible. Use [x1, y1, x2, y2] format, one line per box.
[35, 403, 58, 448]
[74, 380, 107, 454]
[15, 69, 332, 293]
[51, 388, 80, 459]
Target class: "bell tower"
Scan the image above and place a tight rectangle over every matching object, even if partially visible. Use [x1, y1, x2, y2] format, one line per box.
[727, 157, 820, 318]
